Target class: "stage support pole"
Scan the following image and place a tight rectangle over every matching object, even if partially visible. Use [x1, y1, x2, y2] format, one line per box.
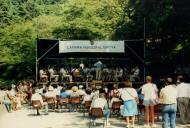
[143, 17, 146, 82]
[36, 38, 38, 82]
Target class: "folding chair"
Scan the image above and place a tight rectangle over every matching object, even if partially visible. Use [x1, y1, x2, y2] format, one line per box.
[70, 97, 81, 112]
[31, 100, 42, 115]
[154, 104, 163, 121]
[89, 108, 107, 128]
[59, 97, 69, 112]
[83, 101, 92, 117]
[46, 97, 56, 110]
[111, 101, 122, 117]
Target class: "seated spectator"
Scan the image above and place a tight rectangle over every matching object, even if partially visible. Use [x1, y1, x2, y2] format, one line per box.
[9, 86, 21, 111]
[31, 88, 48, 115]
[45, 86, 57, 109]
[82, 88, 92, 104]
[60, 87, 70, 98]
[52, 84, 60, 96]
[16, 84, 27, 104]
[91, 85, 99, 102]
[78, 85, 86, 96]
[45, 86, 56, 99]
[110, 84, 121, 107]
[70, 86, 80, 98]
[90, 93, 110, 126]
[120, 81, 138, 128]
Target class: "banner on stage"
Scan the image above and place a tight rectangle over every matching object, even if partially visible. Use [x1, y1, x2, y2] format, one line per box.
[59, 40, 124, 53]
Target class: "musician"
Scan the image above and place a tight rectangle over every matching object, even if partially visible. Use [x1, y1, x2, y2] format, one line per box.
[60, 67, 73, 82]
[39, 69, 48, 82]
[130, 66, 140, 82]
[94, 60, 103, 80]
[49, 66, 59, 82]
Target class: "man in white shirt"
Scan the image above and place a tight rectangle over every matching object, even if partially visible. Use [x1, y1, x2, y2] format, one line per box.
[160, 78, 178, 128]
[176, 76, 190, 124]
[45, 86, 56, 98]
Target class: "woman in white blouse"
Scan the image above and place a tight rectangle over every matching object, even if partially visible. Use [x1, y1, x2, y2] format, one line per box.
[120, 81, 138, 128]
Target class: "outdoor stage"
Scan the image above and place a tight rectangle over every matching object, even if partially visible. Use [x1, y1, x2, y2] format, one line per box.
[37, 81, 144, 89]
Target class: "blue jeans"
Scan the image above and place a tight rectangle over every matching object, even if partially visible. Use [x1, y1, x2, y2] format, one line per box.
[162, 104, 177, 128]
[4, 102, 12, 113]
[103, 109, 110, 120]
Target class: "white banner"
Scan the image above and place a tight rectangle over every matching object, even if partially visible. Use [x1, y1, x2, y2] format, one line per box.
[59, 40, 124, 53]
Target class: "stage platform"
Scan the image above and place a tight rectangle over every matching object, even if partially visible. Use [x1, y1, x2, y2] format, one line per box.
[37, 81, 144, 88]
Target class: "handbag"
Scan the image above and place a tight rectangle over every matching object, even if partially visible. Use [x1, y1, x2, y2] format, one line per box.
[151, 84, 160, 104]
[125, 88, 139, 104]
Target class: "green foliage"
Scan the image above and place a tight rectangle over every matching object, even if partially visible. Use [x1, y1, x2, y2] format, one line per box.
[53, 0, 123, 40]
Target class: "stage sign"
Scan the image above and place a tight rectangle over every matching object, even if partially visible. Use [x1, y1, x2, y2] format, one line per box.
[59, 40, 124, 53]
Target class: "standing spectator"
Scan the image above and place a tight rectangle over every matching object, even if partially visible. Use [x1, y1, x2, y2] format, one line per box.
[141, 76, 158, 128]
[120, 81, 138, 128]
[3, 87, 13, 113]
[94, 60, 103, 80]
[160, 78, 178, 128]
[176, 76, 190, 124]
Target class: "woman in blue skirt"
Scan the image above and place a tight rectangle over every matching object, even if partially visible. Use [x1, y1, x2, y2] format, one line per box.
[120, 81, 138, 128]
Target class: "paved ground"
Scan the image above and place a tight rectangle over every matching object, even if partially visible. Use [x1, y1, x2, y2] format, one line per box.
[0, 105, 190, 128]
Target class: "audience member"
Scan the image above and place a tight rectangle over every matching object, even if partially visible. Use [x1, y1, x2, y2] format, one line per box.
[160, 78, 178, 128]
[141, 76, 158, 128]
[3, 87, 13, 113]
[120, 81, 138, 128]
[110, 84, 121, 107]
[31, 88, 48, 115]
[82, 88, 92, 104]
[90, 93, 110, 126]
[70, 86, 80, 98]
[60, 87, 70, 98]
[176, 76, 190, 124]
